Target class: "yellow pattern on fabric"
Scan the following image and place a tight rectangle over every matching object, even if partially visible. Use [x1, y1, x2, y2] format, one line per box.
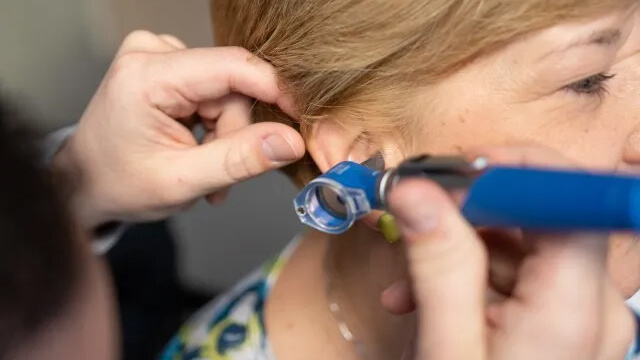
[160, 238, 301, 360]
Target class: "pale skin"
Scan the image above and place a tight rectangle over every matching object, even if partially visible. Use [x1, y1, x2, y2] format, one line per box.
[21, 8, 640, 360]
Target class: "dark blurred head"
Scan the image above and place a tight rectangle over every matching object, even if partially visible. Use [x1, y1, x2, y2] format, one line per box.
[0, 99, 118, 360]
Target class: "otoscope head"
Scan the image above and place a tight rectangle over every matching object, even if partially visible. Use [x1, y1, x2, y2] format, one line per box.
[293, 161, 382, 234]
[292, 154, 487, 234]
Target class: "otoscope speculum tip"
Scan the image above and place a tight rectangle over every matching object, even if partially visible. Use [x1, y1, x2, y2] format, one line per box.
[293, 161, 381, 234]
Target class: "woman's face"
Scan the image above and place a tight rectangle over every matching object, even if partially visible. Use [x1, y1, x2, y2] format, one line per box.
[408, 5, 640, 297]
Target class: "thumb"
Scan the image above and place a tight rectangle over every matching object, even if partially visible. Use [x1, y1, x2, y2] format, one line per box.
[176, 122, 304, 197]
[388, 179, 487, 360]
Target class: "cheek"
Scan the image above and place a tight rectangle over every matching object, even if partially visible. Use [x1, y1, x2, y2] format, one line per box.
[409, 84, 506, 155]
[522, 116, 625, 171]
[409, 104, 514, 155]
[412, 93, 629, 170]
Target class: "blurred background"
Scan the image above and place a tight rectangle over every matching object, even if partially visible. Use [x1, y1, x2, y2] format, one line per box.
[0, 0, 302, 358]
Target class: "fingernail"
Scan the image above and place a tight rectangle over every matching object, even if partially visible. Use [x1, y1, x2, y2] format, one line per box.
[262, 134, 299, 162]
[378, 213, 401, 244]
[392, 187, 440, 234]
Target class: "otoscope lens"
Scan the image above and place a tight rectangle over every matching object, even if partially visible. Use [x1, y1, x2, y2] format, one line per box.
[317, 186, 348, 218]
[303, 182, 353, 231]
[293, 160, 379, 234]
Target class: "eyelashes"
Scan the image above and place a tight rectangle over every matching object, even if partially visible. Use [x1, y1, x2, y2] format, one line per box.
[564, 73, 616, 98]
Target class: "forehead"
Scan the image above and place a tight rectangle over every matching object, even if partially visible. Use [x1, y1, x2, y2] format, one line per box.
[507, 5, 639, 64]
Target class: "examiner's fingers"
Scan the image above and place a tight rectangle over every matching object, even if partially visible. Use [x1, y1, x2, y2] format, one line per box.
[174, 122, 304, 197]
[144, 47, 298, 119]
[388, 179, 487, 360]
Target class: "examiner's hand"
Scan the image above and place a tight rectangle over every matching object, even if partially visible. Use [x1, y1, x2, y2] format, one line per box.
[385, 145, 637, 360]
[52, 31, 304, 227]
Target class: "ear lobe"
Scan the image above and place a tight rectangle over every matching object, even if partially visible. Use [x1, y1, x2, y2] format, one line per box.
[306, 120, 370, 173]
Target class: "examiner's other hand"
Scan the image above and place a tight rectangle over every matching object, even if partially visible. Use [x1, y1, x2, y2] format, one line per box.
[385, 145, 637, 360]
[52, 31, 304, 227]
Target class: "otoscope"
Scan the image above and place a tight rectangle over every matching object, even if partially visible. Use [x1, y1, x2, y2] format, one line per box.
[293, 154, 640, 235]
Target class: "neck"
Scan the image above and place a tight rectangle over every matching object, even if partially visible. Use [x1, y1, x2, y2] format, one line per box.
[266, 224, 415, 360]
[324, 222, 416, 360]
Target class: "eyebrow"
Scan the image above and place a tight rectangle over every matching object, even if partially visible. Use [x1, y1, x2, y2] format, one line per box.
[538, 28, 622, 61]
[583, 28, 622, 46]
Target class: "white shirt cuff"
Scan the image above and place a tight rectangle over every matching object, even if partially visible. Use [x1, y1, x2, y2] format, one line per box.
[41, 125, 77, 166]
[43, 125, 125, 254]
[92, 224, 129, 255]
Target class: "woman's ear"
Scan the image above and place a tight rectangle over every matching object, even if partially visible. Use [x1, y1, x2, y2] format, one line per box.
[306, 120, 363, 173]
[307, 119, 397, 172]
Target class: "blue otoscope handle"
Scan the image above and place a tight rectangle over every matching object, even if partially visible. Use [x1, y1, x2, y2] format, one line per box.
[462, 167, 640, 231]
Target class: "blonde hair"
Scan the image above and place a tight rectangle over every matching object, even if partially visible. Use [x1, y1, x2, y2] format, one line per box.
[211, 0, 632, 185]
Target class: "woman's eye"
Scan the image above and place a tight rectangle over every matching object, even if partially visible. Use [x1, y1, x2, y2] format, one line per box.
[564, 73, 616, 96]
